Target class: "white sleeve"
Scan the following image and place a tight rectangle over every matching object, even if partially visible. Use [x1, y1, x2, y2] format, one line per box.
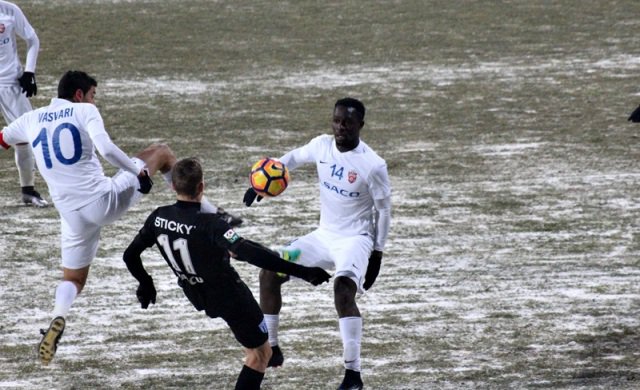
[0, 130, 8, 149]
[92, 133, 140, 175]
[278, 136, 322, 170]
[23, 34, 39, 73]
[369, 163, 392, 200]
[1, 114, 29, 146]
[13, 5, 39, 72]
[278, 147, 309, 171]
[373, 196, 391, 251]
[369, 163, 392, 251]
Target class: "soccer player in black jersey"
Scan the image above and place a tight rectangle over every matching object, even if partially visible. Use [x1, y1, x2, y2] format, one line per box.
[122, 157, 331, 390]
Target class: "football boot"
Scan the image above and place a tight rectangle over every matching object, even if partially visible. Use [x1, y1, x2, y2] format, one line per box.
[22, 187, 48, 207]
[337, 369, 363, 390]
[276, 248, 301, 278]
[38, 316, 66, 365]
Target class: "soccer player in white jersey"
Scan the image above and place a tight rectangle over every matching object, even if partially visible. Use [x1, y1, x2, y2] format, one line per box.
[0, 1, 47, 206]
[0, 70, 229, 365]
[243, 97, 392, 390]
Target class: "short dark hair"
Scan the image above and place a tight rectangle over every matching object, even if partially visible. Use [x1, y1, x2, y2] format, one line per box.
[172, 158, 203, 199]
[58, 71, 98, 100]
[335, 97, 365, 120]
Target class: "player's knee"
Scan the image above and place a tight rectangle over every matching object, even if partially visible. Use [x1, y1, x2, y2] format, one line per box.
[64, 277, 86, 294]
[334, 275, 356, 296]
[139, 143, 176, 174]
[157, 143, 176, 170]
[146, 142, 171, 159]
[63, 267, 89, 294]
[259, 269, 271, 282]
[154, 143, 172, 155]
[245, 344, 271, 371]
[259, 269, 282, 288]
[334, 276, 357, 311]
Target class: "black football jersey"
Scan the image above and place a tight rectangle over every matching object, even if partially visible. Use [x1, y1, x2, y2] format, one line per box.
[131, 201, 244, 287]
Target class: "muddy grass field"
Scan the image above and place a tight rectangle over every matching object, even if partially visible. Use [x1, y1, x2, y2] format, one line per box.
[1, 1, 640, 389]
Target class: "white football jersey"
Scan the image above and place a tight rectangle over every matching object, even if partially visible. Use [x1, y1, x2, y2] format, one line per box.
[2, 98, 116, 212]
[279, 134, 391, 237]
[0, 1, 37, 85]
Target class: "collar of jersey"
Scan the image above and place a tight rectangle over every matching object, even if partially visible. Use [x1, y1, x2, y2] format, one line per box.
[332, 138, 365, 154]
[175, 200, 201, 209]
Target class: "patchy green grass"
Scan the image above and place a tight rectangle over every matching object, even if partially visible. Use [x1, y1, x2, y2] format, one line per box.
[1, 0, 640, 389]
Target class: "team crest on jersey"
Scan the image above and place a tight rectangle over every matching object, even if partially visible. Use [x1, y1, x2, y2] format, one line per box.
[258, 319, 268, 334]
[224, 229, 240, 244]
[0, 25, 5, 34]
[348, 170, 358, 183]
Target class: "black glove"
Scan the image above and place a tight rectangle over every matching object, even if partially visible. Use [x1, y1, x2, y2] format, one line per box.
[137, 170, 153, 194]
[243, 187, 263, 207]
[300, 267, 331, 286]
[18, 71, 37, 97]
[628, 104, 640, 122]
[363, 250, 383, 290]
[136, 278, 157, 309]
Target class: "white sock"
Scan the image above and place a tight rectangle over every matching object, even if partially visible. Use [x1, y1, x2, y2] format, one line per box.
[162, 169, 173, 188]
[200, 197, 218, 214]
[15, 144, 35, 187]
[339, 316, 362, 372]
[52, 281, 78, 318]
[264, 314, 280, 346]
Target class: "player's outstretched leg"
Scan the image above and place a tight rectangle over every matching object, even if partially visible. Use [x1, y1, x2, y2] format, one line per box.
[135, 143, 176, 177]
[137, 144, 244, 226]
[38, 316, 66, 365]
[337, 369, 363, 390]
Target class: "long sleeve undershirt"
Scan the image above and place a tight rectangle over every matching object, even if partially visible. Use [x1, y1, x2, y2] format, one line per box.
[92, 133, 140, 175]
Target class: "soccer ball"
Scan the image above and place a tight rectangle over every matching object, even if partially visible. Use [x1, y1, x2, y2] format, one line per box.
[250, 157, 290, 197]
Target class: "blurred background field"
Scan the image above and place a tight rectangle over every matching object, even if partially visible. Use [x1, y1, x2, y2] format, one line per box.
[1, 0, 640, 389]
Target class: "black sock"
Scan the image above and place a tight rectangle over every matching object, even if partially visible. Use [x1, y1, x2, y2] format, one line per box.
[235, 365, 264, 390]
[21, 186, 34, 194]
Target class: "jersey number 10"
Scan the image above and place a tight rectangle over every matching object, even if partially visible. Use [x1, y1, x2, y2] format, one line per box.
[32, 123, 82, 168]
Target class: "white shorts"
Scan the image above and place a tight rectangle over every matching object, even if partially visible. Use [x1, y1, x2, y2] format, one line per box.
[0, 85, 32, 123]
[60, 158, 146, 269]
[283, 228, 374, 293]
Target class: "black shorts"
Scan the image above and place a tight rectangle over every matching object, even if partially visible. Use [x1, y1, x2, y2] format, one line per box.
[181, 274, 268, 349]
